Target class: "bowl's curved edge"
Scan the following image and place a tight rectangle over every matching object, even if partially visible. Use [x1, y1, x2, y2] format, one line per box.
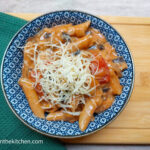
[1, 10, 135, 139]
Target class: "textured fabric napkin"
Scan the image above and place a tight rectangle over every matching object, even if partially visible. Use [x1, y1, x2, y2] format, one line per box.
[0, 12, 66, 150]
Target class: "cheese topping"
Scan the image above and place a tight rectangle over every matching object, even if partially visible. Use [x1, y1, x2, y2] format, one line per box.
[30, 41, 96, 112]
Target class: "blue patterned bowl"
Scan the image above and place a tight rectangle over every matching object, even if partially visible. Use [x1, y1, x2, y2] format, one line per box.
[1, 10, 134, 138]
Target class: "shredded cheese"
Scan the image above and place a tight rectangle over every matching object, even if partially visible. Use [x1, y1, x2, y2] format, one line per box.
[26, 39, 96, 114]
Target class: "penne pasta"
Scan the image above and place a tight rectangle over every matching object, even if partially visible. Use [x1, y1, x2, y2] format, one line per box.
[90, 28, 106, 44]
[79, 89, 102, 131]
[40, 101, 53, 110]
[95, 96, 114, 113]
[46, 111, 78, 122]
[71, 34, 93, 52]
[19, 78, 45, 118]
[109, 70, 122, 95]
[67, 21, 91, 37]
[44, 24, 72, 34]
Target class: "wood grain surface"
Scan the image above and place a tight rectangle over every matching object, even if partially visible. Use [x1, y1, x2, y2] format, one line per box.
[8, 13, 150, 144]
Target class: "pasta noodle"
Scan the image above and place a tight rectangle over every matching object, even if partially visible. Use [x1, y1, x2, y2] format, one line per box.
[19, 78, 45, 118]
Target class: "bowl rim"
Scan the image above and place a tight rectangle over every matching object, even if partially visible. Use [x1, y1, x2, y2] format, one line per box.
[1, 10, 135, 139]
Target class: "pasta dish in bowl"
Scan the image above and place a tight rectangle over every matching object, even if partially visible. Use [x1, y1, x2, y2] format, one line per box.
[1, 11, 134, 137]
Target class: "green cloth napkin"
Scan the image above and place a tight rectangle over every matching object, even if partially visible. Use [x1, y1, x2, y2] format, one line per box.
[0, 12, 66, 150]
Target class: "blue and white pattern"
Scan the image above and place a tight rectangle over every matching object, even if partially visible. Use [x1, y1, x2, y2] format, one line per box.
[1, 11, 134, 137]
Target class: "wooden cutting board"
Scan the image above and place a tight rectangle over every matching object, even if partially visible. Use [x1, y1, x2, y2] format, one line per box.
[9, 13, 150, 144]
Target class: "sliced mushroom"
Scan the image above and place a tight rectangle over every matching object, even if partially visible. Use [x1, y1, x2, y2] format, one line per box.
[62, 32, 71, 42]
[99, 44, 105, 50]
[44, 32, 51, 39]
[102, 87, 110, 93]
[73, 50, 80, 56]
[113, 56, 125, 63]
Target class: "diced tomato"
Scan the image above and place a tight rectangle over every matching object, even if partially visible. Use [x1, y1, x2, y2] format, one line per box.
[89, 51, 110, 84]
